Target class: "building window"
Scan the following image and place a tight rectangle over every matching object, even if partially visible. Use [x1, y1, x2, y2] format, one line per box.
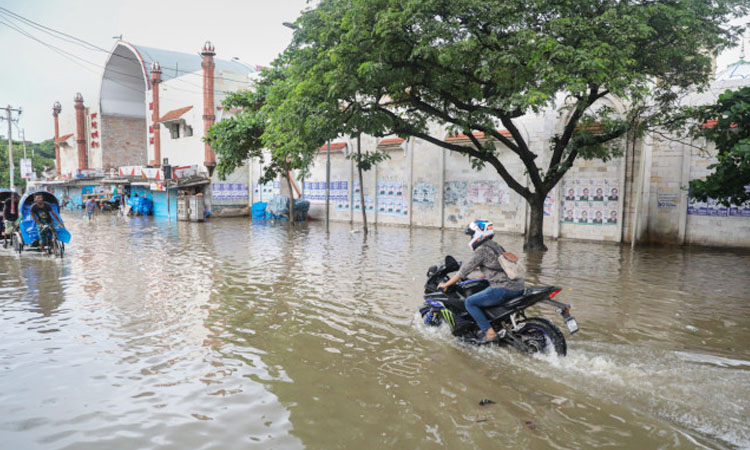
[185, 125, 193, 137]
[170, 123, 180, 139]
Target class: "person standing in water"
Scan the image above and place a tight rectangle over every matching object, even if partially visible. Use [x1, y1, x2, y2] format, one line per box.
[85, 197, 99, 221]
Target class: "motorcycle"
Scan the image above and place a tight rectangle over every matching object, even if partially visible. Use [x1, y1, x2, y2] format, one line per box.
[419, 256, 579, 356]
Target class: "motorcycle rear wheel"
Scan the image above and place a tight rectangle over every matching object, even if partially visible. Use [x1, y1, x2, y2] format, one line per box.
[517, 317, 567, 356]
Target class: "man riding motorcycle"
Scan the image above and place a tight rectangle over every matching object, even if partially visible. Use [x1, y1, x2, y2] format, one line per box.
[437, 220, 525, 344]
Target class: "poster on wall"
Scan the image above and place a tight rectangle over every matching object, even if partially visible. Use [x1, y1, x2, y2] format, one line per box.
[352, 181, 375, 212]
[561, 178, 618, 225]
[412, 182, 436, 208]
[255, 181, 280, 202]
[543, 193, 555, 217]
[376, 180, 409, 216]
[657, 192, 679, 209]
[444, 180, 510, 207]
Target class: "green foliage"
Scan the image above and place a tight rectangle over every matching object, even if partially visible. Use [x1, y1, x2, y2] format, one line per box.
[263, 0, 745, 204]
[347, 146, 389, 172]
[206, 0, 746, 247]
[689, 87, 750, 206]
[0, 139, 56, 190]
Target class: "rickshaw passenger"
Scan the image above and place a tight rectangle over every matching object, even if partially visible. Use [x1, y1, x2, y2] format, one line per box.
[3, 193, 21, 237]
[30, 193, 65, 248]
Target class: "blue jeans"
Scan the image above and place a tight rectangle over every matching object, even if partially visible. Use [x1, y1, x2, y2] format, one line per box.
[465, 287, 525, 332]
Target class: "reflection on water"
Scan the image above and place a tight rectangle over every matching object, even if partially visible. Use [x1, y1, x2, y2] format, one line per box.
[1, 213, 749, 449]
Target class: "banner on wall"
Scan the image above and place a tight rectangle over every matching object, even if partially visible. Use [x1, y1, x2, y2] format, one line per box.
[213, 183, 249, 200]
[303, 181, 349, 207]
[688, 196, 750, 217]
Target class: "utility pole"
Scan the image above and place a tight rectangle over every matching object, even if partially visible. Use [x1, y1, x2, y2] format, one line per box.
[20, 128, 27, 158]
[3, 105, 23, 190]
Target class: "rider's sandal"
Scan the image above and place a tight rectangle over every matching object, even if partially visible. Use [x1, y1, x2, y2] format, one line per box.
[474, 333, 500, 345]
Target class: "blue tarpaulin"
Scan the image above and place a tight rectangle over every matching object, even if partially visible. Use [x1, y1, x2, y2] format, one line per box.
[252, 202, 268, 220]
[266, 197, 310, 221]
[128, 196, 154, 216]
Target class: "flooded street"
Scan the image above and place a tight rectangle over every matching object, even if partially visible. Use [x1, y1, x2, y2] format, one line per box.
[1, 214, 749, 449]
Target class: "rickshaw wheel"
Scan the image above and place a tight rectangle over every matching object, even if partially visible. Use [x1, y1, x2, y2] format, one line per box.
[52, 239, 64, 258]
[12, 233, 22, 254]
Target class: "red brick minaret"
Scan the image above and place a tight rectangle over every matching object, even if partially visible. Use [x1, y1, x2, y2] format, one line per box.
[151, 61, 162, 167]
[52, 101, 61, 175]
[201, 41, 216, 175]
[74, 92, 88, 170]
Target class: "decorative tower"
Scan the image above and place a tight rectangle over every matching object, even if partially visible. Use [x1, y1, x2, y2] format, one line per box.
[201, 41, 216, 175]
[151, 61, 162, 167]
[52, 101, 61, 175]
[74, 93, 88, 170]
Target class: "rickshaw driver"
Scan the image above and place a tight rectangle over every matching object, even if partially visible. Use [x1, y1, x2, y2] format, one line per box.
[30, 193, 65, 250]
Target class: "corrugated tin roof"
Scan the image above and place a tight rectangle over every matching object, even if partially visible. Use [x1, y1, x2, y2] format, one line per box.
[131, 43, 257, 83]
[55, 133, 74, 143]
[446, 130, 511, 141]
[157, 105, 193, 123]
[378, 137, 405, 147]
[317, 142, 347, 151]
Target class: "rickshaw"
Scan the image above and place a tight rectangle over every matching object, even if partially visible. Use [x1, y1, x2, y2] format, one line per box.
[12, 190, 70, 258]
[0, 188, 12, 247]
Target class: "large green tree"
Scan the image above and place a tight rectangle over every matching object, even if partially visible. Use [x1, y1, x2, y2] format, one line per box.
[688, 86, 750, 206]
[259, 0, 746, 249]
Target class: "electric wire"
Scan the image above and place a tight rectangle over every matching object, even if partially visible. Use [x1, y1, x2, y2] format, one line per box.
[0, 15, 242, 101]
[0, 19, 195, 103]
[0, 6, 259, 86]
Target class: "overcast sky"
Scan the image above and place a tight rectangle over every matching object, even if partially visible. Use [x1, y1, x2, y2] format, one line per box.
[0, 0, 309, 141]
[0, 0, 747, 142]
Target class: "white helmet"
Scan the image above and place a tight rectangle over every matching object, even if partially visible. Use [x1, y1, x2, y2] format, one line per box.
[465, 220, 494, 250]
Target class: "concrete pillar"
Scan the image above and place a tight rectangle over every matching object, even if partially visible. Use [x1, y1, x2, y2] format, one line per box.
[407, 137, 415, 227]
[150, 61, 162, 167]
[678, 139, 693, 244]
[74, 92, 88, 170]
[201, 41, 217, 175]
[52, 101, 61, 175]
[439, 148, 446, 228]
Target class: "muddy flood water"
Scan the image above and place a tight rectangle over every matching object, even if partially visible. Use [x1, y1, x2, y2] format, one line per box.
[1, 214, 749, 449]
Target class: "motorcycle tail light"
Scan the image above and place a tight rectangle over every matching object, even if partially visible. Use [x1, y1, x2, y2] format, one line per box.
[549, 289, 561, 299]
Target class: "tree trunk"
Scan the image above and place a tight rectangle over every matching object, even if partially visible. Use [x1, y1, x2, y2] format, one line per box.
[285, 162, 295, 227]
[357, 134, 368, 235]
[524, 196, 547, 251]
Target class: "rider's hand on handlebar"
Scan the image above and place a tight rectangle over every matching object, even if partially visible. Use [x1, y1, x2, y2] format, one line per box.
[437, 282, 447, 291]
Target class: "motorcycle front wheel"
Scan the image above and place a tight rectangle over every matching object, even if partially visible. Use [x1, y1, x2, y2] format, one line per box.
[516, 317, 567, 356]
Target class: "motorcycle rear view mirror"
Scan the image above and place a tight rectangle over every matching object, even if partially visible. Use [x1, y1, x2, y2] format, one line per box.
[445, 255, 460, 273]
[427, 265, 438, 277]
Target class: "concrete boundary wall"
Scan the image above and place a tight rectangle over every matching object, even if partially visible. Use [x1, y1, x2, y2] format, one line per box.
[247, 79, 750, 249]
